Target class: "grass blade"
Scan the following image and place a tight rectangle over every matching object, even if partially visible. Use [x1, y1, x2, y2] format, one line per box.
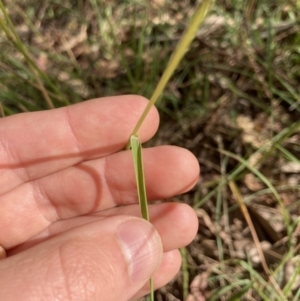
[180, 247, 189, 301]
[130, 134, 153, 300]
[130, 134, 150, 221]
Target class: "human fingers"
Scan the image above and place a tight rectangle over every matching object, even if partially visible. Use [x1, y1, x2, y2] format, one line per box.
[0, 95, 159, 195]
[0, 217, 163, 301]
[1, 147, 199, 249]
[9, 202, 198, 255]
[130, 249, 182, 300]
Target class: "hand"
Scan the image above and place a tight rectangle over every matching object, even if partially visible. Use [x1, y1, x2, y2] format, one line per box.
[0, 95, 199, 301]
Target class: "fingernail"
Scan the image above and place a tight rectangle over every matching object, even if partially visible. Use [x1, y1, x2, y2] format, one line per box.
[117, 219, 162, 283]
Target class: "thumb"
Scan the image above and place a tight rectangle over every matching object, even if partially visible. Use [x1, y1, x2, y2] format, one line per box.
[0, 216, 163, 301]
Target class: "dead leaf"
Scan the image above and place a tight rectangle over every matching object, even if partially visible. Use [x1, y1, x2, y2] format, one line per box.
[248, 203, 285, 242]
[36, 53, 48, 71]
[280, 161, 300, 173]
[236, 115, 269, 148]
[186, 273, 209, 301]
[58, 25, 87, 52]
[97, 59, 121, 79]
[151, 0, 165, 8]
[244, 173, 264, 191]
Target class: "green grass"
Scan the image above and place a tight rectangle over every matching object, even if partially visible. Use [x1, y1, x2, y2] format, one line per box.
[1, 0, 300, 300]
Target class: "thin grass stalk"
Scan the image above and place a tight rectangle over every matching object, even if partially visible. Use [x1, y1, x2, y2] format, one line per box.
[238, 261, 281, 300]
[0, 58, 67, 104]
[283, 265, 300, 297]
[229, 181, 286, 301]
[0, 1, 54, 109]
[180, 247, 189, 300]
[276, 144, 300, 163]
[209, 279, 252, 301]
[10, 0, 43, 39]
[126, 0, 213, 149]
[292, 286, 300, 301]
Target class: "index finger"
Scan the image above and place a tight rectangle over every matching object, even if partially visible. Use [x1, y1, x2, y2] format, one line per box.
[0, 95, 159, 195]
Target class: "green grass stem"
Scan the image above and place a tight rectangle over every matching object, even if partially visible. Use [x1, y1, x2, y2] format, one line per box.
[126, 0, 213, 149]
